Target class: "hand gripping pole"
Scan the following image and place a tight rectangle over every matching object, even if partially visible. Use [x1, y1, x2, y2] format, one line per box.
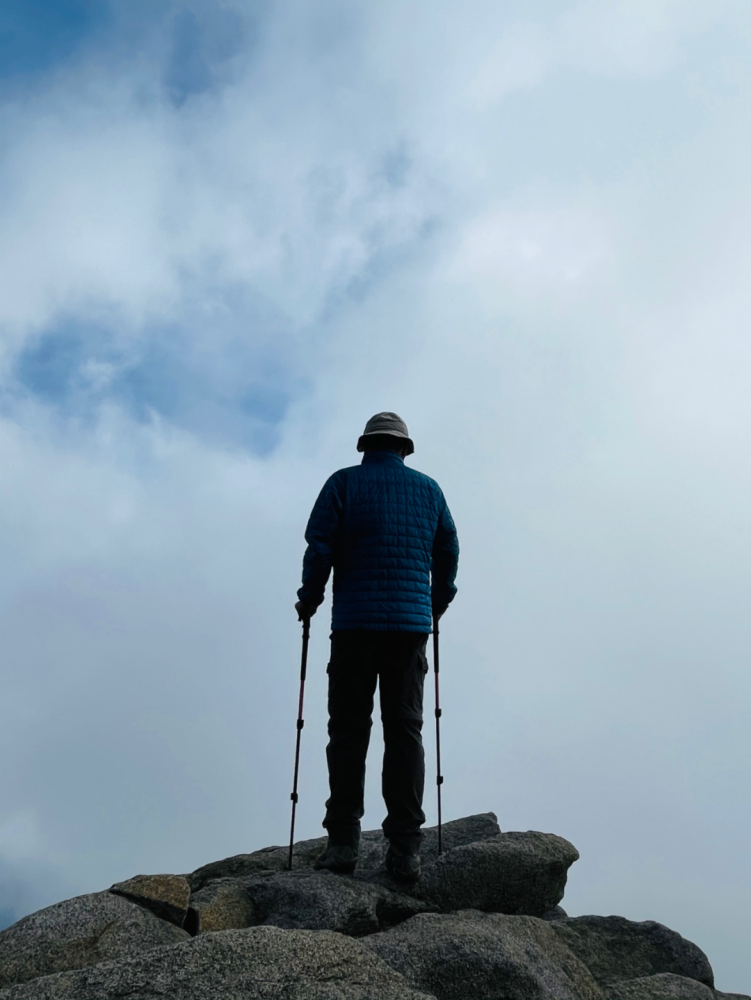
[288, 617, 310, 871]
[433, 616, 444, 854]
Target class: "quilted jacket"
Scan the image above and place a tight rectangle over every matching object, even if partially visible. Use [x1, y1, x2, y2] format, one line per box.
[298, 450, 459, 632]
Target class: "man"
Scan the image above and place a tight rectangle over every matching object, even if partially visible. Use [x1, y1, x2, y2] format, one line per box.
[295, 412, 459, 882]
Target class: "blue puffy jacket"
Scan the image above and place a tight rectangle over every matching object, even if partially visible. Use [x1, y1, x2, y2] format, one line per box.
[298, 450, 459, 632]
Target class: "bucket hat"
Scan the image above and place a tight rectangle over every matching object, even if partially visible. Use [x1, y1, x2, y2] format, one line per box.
[357, 412, 414, 455]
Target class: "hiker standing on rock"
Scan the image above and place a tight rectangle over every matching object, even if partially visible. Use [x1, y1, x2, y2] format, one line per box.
[295, 412, 459, 882]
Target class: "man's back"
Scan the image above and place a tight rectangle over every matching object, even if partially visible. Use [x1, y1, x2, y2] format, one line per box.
[300, 450, 458, 632]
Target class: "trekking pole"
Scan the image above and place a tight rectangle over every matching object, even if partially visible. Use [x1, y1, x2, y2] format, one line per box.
[433, 615, 444, 854]
[288, 616, 310, 871]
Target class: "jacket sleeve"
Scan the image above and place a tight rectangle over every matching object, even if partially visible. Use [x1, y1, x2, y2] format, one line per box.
[431, 498, 459, 616]
[297, 471, 345, 610]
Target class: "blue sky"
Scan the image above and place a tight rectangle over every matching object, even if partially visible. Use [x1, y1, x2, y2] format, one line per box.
[0, 1, 106, 80]
[2, 0, 751, 993]
[14, 293, 303, 452]
[0, 0, 251, 98]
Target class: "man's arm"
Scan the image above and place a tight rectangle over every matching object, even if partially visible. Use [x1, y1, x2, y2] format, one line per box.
[296, 472, 345, 618]
[431, 500, 459, 619]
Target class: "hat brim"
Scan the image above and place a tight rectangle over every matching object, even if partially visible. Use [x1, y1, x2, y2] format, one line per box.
[357, 432, 414, 455]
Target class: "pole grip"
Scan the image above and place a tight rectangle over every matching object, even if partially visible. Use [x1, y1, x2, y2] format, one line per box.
[300, 619, 310, 681]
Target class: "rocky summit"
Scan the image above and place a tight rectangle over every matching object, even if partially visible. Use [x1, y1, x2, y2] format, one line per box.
[0, 812, 747, 1000]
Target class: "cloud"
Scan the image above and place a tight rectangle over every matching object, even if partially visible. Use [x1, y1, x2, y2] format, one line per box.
[1, 0, 751, 991]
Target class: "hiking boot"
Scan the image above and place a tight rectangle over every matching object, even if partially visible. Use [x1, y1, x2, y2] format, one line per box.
[386, 846, 421, 883]
[313, 843, 359, 874]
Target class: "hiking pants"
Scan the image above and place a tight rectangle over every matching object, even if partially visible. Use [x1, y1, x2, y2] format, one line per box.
[323, 630, 429, 855]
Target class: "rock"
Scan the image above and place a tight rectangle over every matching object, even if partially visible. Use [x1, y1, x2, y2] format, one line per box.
[246, 870, 430, 935]
[0, 813, 735, 1000]
[604, 972, 715, 998]
[356, 813, 501, 871]
[363, 910, 604, 1000]
[412, 832, 578, 917]
[188, 878, 255, 933]
[550, 915, 714, 988]
[191, 870, 430, 936]
[0, 892, 188, 989]
[189, 835, 328, 889]
[418, 813, 501, 861]
[189, 813, 500, 890]
[110, 874, 191, 928]
[0, 926, 435, 1000]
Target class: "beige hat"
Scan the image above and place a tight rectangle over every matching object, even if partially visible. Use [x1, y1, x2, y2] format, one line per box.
[356, 412, 414, 455]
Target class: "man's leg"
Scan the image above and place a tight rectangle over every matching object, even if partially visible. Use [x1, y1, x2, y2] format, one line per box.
[323, 630, 378, 850]
[379, 632, 428, 860]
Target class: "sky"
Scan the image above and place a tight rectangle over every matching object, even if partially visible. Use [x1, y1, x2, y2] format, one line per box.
[1, 0, 750, 991]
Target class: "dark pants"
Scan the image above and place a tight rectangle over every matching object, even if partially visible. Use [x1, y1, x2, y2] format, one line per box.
[324, 630, 429, 855]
